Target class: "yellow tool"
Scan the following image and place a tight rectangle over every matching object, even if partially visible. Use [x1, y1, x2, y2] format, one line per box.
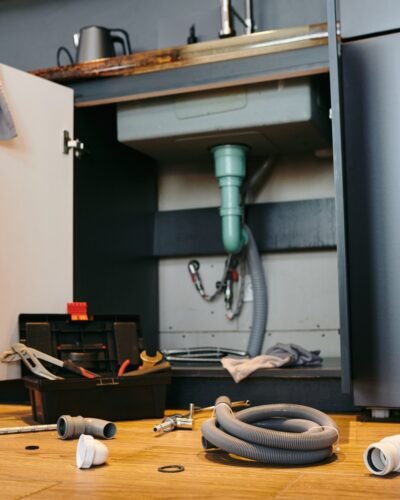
[140, 350, 163, 369]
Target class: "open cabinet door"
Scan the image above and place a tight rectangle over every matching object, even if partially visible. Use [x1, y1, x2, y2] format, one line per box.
[0, 64, 73, 380]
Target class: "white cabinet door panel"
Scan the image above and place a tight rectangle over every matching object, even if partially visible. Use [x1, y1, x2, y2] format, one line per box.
[0, 64, 73, 380]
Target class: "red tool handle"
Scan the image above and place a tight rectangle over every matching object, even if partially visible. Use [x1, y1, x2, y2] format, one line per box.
[62, 360, 100, 379]
[118, 359, 131, 377]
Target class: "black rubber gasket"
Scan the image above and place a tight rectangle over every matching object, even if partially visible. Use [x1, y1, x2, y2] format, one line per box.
[157, 464, 185, 473]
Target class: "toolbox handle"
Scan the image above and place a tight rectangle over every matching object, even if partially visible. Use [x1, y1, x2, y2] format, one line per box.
[96, 378, 120, 387]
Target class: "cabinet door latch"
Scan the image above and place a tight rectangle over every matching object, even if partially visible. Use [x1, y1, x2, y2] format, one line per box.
[63, 130, 85, 158]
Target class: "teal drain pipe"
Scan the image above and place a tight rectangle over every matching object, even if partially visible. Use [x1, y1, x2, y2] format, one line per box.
[212, 145, 248, 254]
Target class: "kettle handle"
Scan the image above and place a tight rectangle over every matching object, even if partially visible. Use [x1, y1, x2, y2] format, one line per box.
[56, 46, 74, 67]
[110, 28, 132, 55]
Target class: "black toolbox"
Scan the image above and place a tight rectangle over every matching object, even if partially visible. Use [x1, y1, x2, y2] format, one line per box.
[19, 314, 170, 424]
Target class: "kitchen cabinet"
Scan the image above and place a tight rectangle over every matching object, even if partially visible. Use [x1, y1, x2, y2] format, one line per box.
[0, 64, 73, 380]
[339, 0, 400, 39]
[0, 31, 353, 410]
[328, 1, 400, 413]
[0, 63, 159, 384]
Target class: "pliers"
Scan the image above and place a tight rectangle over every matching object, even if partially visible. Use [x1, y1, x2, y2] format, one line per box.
[8, 343, 101, 380]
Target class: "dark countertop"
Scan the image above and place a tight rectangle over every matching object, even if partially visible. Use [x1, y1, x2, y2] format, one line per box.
[33, 23, 327, 83]
[31, 23, 329, 107]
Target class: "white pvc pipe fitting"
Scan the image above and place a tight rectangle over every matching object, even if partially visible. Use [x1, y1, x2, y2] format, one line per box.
[364, 434, 400, 476]
[76, 434, 109, 469]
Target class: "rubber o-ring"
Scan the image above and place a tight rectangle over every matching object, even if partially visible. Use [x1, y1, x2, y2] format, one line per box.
[158, 464, 185, 473]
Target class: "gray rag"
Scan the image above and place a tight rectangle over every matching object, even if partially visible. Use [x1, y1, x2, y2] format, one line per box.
[266, 343, 322, 367]
[221, 343, 322, 383]
[0, 79, 17, 140]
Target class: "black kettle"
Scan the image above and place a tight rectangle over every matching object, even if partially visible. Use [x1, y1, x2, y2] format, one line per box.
[57, 26, 132, 66]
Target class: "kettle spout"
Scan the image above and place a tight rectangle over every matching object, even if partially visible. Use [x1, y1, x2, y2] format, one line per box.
[73, 33, 80, 48]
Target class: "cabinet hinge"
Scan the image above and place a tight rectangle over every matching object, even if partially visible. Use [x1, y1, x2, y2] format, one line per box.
[63, 130, 85, 158]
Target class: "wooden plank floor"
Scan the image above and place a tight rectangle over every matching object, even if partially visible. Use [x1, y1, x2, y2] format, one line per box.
[0, 405, 399, 499]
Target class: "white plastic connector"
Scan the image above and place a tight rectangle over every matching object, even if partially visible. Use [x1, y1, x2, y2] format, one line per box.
[364, 434, 400, 476]
[76, 434, 109, 469]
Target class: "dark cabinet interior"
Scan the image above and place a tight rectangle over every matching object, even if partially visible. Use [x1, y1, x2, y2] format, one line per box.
[73, 105, 159, 354]
[69, 87, 355, 411]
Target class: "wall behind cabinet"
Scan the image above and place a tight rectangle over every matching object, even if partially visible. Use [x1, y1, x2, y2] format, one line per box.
[0, 0, 327, 71]
[158, 152, 341, 357]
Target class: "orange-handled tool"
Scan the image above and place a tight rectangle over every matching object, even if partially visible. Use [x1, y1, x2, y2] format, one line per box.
[11, 343, 100, 380]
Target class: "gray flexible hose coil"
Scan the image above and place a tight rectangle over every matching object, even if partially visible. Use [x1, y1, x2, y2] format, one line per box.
[201, 396, 338, 465]
[245, 225, 268, 357]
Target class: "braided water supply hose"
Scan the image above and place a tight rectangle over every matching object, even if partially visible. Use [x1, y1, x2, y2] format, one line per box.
[201, 396, 339, 465]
